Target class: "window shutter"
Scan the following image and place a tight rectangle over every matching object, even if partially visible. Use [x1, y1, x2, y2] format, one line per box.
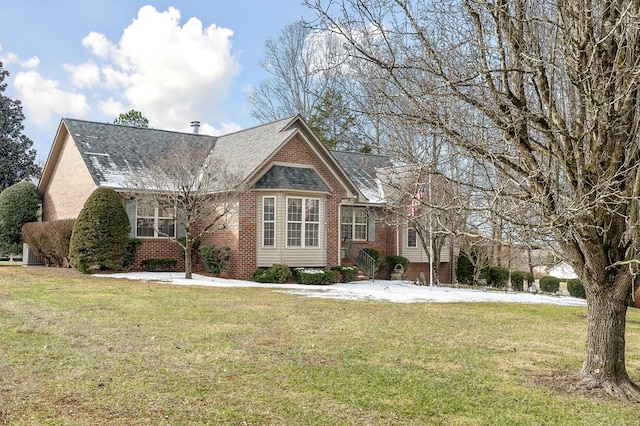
[367, 209, 376, 242]
[125, 198, 136, 237]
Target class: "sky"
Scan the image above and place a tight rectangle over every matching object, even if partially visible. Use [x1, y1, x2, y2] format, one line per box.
[0, 1, 315, 163]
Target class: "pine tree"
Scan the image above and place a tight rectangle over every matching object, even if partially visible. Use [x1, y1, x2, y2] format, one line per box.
[0, 62, 41, 191]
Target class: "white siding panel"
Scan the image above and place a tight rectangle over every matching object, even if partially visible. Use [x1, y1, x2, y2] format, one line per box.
[257, 193, 327, 267]
[401, 225, 451, 263]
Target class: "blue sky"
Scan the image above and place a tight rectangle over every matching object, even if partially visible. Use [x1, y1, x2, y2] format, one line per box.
[0, 1, 314, 162]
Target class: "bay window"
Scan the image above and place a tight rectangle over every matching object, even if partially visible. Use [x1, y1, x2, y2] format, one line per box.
[287, 197, 320, 247]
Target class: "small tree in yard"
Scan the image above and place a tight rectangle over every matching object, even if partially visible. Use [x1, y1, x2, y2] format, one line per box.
[69, 188, 130, 273]
[0, 181, 39, 255]
[129, 138, 241, 279]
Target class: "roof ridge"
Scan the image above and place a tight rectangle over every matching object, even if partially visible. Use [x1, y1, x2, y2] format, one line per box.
[62, 118, 216, 138]
[215, 115, 297, 138]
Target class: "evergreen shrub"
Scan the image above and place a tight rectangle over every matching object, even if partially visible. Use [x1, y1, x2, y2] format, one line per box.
[0, 181, 39, 255]
[510, 271, 534, 291]
[487, 266, 510, 288]
[200, 244, 230, 276]
[567, 278, 586, 299]
[141, 258, 177, 272]
[294, 268, 338, 285]
[68, 188, 130, 273]
[386, 255, 409, 273]
[253, 264, 292, 283]
[330, 265, 359, 283]
[539, 276, 561, 293]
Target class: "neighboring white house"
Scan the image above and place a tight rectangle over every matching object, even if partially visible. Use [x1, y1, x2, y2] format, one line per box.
[548, 261, 578, 280]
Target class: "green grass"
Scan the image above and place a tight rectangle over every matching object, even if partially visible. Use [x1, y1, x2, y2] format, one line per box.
[1, 266, 640, 425]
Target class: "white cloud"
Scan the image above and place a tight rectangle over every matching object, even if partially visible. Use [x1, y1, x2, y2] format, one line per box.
[0, 44, 40, 69]
[82, 5, 241, 131]
[64, 61, 100, 88]
[14, 71, 89, 125]
[81, 32, 115, 59]
[199, 121, 242, 136]
[98, 97, 126, 118]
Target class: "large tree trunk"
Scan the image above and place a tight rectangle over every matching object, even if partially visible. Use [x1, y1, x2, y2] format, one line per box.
[580, 275, 640, 401]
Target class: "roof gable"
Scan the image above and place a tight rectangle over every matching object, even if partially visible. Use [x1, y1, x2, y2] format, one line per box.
[254, 165, 331, 193]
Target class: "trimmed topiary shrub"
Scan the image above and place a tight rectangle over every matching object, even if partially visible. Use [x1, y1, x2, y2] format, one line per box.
[294, 268, 338, 285]
[487, 266, 510, 288]
[386, 255, 409, 273]
[200, 244, 230, 276]
[253, 264, 292, 283]
[567, 278, 586, 299]
[22, 219, 75, 267]
[539, 276, 561, 293]
[68, 188, 131, 273]
[455, 253, 474, 284]
[510, 270, 534, 291]
[330, 265, 359, 283]
[0, 181, 40, 255]
[141, 258, 177, 272]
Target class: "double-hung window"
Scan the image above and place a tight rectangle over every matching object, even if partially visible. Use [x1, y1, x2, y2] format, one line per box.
[287, 197, 320, 247]
[136, 201, 176, 238]
[263, 196, 275, 247]
[341, 207, 367, 241]
[407, 227, 417, 248]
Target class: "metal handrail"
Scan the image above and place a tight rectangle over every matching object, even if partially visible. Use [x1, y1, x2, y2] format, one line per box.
[343, 238, 376, 280]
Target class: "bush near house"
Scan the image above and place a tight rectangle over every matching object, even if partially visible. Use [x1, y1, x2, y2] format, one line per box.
[510, 271, 534, 291]
[567, 278, 586, 299]
[68, 188, 131, 273]
[123, 238, 142, 271]
[330, 265, 359, 283]
[362, 248, 384, 271]
[539, 276, 561, 293]
[200, 244, 230, 276]
[294, 268, 338, 285]
[386, 255, 409, 274]
[22, 219, 75, 267]
[455, 253, 474, 284]
[0, 181, 39, 256]
[482, 266, 510, 288]
[253, 264, 292, 283]
[141, 258, 177, 272]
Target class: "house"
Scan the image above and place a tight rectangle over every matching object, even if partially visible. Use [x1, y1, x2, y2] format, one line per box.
[37, 115, 453, 281]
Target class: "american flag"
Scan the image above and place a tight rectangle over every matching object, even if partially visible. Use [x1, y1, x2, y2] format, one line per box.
[408, 182, 426, 218]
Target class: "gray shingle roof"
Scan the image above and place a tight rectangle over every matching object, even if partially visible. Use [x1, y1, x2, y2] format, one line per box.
[330, 151, 392, 203]
[49, 116, 391, 204]
[254, 165, 331, 192]
[63, 119, 216, 188]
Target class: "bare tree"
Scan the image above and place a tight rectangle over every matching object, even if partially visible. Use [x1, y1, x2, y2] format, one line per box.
[249, 20, 342, 123]
[308, 0, 640, 400]
[129, 138, 241, 279]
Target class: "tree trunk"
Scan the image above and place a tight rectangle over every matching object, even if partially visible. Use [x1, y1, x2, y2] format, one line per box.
[581, 285, 640, 401]
[185, 237, 193, 279]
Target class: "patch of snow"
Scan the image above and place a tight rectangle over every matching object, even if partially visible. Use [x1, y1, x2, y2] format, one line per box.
[97, 272, 587, 307]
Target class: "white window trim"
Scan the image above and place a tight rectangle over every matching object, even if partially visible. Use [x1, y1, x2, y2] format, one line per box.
[136, 201, 177, 238]
[262, 196, 276, 248]
[286, 196, 321, 248]
[341, 207, 368, 241]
